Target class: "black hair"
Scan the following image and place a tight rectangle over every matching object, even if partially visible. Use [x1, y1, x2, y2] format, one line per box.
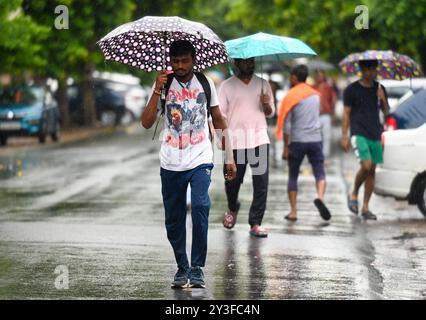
[359, 59, 378, 69]
[170, 40, 196, 58]
[291, 65, 309, 82]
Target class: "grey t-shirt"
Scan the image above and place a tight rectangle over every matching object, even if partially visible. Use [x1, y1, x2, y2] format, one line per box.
[284, 94, 322, 143]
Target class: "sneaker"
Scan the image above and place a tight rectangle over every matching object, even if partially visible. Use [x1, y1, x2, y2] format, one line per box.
[249, 224, 268, 237]
[223, 201, 240, 229]
[171, 267, 189, 289]
[188, 266, 205, 288]
[361, 211, 377, 220]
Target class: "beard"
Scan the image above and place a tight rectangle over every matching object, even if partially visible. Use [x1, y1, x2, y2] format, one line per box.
[239, 68, 254, 77]
[174, 68, 192, 80]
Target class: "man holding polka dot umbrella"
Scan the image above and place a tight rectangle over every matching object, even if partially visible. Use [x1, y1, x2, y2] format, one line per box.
[98, 16, 236, 289]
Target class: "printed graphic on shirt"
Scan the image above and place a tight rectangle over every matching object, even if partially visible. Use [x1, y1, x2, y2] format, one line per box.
[164, 87, 208, 150]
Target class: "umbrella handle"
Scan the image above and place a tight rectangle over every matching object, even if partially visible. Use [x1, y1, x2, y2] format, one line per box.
[260, 56, 264, 95]
[161, 31, 168, 100]
[161, 87, 166, 100]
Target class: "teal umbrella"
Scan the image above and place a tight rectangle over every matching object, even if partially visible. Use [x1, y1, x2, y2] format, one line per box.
[225, 32, 317, 60]
[225, 32, 316, 93]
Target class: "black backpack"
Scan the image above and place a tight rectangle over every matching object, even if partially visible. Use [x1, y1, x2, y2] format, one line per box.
[152, 72, 213, 140]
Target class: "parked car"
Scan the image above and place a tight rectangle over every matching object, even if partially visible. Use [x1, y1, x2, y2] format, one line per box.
[67, 79, 125, 126]
[379, 78, 426, 111]
[67, 76, 146, 126]
[93, 72, 147, 125]
[0, 85, 60, 146]
[384, 88, 426, 131]
[375, 123, 426, 217]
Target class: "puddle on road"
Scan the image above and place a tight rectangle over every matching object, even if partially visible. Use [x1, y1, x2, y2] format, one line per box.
[0, 158, 27, 179]
[45, 201, 118, 217]
[393, 232, 426, 241]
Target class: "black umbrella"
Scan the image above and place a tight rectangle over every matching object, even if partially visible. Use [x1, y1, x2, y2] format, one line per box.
[97, 16, 229, 72]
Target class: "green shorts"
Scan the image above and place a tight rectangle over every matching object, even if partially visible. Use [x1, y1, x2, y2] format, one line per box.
[351, 135, 383, 164]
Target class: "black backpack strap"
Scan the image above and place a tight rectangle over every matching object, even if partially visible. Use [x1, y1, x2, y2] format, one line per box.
[161, 73, 175, 115]
[194, 72, 214, 141]
[194, 72, 211, 118]
[152, 73, 174, 140]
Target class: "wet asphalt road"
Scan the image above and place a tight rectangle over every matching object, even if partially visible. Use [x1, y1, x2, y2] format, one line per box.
[0, 125, 426, 300]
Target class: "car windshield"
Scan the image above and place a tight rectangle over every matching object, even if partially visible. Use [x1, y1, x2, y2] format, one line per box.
[0, 86, 43, 107]
[385, 86, 411, 99]
[394, 90, 414, 109]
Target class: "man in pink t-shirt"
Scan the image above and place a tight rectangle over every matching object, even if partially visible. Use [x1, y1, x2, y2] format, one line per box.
[218, 58, 275, 237]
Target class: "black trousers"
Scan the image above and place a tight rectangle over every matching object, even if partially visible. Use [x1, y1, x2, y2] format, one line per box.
[223, 144, 269, 227]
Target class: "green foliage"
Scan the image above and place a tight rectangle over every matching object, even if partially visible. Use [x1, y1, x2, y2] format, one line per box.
[20, 0, 136, 80]
[367, 0, 426, 68]
[0, 0, 49, 74]
[225, 0, 424, 70]
[1, 0, 424, 79]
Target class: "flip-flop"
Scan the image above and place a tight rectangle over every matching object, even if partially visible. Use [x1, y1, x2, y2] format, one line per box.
[347, 195, 359, 215]
[284, 213, 298, 221]
[314, 198, 331, 221]
[361, 210, 377, 220]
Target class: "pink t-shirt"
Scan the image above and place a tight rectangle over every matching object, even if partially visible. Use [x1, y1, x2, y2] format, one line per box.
[218, 75, 275, 150]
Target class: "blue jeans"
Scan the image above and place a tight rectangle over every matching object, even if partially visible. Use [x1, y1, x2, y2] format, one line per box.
[160, 163, 213, 269]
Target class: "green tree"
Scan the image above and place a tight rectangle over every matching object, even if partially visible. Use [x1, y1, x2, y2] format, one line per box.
[0, 0, 48, 76]
[226, 0, 385, 64]
[367, 0, 426, 69]
[23, 0, 135, 127]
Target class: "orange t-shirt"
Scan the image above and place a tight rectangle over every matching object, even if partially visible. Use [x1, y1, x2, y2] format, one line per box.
[312, 82, 336, 115]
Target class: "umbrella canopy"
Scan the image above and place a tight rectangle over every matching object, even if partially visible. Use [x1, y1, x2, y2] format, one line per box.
[306, 59, 335, 71]
[225, 32, 317, 60]
[98, 16, 229, 72]
[339, 50, 422, 80]
[259, 60, 289, 74]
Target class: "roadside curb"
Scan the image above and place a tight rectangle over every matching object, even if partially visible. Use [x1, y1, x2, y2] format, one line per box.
[0, 124, 138, 156]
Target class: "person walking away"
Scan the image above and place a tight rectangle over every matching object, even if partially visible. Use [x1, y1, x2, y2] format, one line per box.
[218, 58, 275, 237]
[141, 40, 236, 289]
[341, 59, 389, 220]
[275, 65, 331, 222]
[313, 69, 337, 160]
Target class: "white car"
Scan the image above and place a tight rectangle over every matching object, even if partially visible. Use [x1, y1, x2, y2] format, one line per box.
[379, 78, 426, 111]
[375, 124, 426, 217]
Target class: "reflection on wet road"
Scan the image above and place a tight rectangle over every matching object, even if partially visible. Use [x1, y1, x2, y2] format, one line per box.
[1, 126, 426, 299]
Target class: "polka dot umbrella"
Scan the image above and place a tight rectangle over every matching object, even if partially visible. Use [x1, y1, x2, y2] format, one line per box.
[97, 16, 229, 72]
[339, 50, 422, 80]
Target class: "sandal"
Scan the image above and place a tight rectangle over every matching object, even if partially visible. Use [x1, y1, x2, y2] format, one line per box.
[223, 201, 241, 229]
[314, 198, 331, 221]
[249, 225, 268, 237]
[347, 195, 359, 215]
[361, 210, 377, 220]
[284, 213, 298, 222]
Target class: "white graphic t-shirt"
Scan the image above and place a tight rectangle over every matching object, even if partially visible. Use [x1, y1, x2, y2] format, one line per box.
[152, 75, 219, 171]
